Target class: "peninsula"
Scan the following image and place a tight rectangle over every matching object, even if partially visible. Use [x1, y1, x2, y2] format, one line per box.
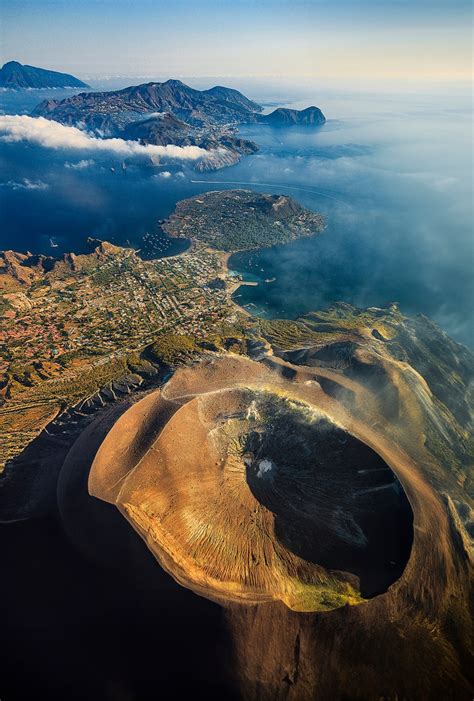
[162, 189, 326, 251]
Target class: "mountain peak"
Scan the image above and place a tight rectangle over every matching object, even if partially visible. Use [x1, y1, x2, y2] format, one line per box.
[163, 78, 187, 87]
[33, 78, 264, 130]
[204, 84, 262, 112]
[0, 61, 89, 89]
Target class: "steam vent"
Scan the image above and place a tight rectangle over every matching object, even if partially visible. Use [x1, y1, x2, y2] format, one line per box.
[89, 356, 413, 612]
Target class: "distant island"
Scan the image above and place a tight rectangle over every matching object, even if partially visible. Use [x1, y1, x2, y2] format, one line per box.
[0, 60, 89, 89]
[31, 79, 326, 170]
[257, 106, 326, 125]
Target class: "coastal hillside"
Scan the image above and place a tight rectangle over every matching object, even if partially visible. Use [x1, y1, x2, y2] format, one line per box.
[33, 79, 263, 132]
[162, 189, 326, 251]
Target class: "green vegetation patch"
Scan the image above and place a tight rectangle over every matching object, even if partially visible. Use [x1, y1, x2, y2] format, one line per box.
[148, 333, 198, 365]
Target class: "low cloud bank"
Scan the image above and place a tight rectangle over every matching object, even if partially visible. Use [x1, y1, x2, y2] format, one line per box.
[0, 115, 209, 161]
[0, 178, 49, 191]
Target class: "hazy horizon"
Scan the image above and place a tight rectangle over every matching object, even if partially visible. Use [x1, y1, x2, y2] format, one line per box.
[1, 0, 472, 82]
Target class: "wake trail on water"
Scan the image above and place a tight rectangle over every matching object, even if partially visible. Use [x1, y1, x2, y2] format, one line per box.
[189, 179, 348, 206]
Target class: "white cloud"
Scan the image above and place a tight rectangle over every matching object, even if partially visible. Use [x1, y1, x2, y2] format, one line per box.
[64, 158, 95, 170]
[0, 178, 49, 191]
[0, 115, 211, 162]
[158, 171, 172, 178]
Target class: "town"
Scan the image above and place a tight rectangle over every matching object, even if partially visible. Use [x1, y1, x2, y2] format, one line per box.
[0, 240, 243, 469]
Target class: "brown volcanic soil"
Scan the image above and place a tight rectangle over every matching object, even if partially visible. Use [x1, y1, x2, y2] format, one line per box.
[90, 363, 412, 610]
[81, 353, 473, 699]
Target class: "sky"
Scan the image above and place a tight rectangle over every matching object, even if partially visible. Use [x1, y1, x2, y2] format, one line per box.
[0, 0, 472, 83]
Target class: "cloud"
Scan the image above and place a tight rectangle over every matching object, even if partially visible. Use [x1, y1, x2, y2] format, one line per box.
[404, 171, 458, 193]
[0, 178, 49, 191]
[64, 159, 95, 170]
[0, 115, 211, 162]
[158, 171, 172, 178]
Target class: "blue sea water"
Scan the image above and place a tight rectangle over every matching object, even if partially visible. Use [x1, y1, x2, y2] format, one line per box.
[0, 83, 472, 345]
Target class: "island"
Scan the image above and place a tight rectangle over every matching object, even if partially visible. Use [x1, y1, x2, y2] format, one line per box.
[0, 60, 89, 89]
[257, 106, 326, 125]
[31, 79, 326, 170]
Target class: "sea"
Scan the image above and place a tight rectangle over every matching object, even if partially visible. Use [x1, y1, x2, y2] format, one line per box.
[0, 80, 472, 345]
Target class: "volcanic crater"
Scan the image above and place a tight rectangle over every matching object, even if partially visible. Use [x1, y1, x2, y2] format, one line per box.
[87, 356, 413, 612]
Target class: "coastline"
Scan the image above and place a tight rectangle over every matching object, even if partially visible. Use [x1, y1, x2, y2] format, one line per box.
[220, 251, 257, 318]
